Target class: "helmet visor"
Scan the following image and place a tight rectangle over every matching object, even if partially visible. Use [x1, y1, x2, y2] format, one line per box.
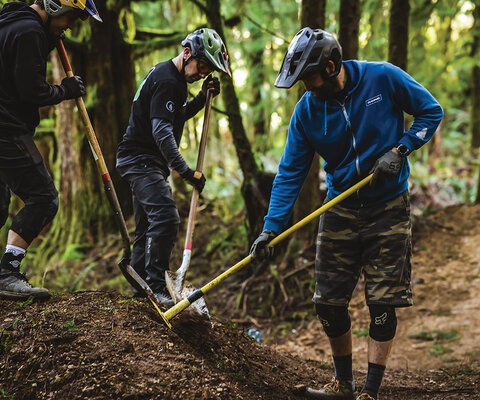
[84, 0, 102, 22]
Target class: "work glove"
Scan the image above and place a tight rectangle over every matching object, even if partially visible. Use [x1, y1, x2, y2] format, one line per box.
[201, 75, 220, 97]
[61, 75, 86, 99]
[369, 150, 403, 188]
[249, 230, 276, 262]
[181, 168, 206, 193]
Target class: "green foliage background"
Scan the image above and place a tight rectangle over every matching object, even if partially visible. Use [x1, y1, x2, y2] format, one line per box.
[1, 0, 479, 296]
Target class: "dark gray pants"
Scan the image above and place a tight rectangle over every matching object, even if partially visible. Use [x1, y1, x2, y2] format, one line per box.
[121, 164, 180, 293]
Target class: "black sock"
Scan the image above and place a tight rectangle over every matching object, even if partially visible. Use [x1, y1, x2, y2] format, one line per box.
[333, 354, 353, 382]
[0, 252, 24, 272]
[363, 362, 386, 396]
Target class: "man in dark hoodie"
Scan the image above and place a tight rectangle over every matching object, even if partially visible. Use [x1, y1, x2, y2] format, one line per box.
[0, 0, 101, 300]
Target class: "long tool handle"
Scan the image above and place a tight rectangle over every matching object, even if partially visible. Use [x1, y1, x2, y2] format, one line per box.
[176, 89, 214, 289]
[55, 39, 159, 305]
[162, 174, 373, 325]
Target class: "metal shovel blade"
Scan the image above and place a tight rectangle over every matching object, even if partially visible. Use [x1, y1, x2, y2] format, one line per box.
[165, 269, 209, 318]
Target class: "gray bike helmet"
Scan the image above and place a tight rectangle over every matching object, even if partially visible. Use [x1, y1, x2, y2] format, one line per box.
[275, 27, 342, 89]
[181, 28, 231, 77]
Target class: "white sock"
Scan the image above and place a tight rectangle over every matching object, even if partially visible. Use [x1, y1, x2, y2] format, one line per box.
[5, 245, 26, 257]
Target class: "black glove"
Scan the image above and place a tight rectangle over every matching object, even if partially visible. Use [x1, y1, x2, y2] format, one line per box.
[370, 150, 403, 188]
[249, 230, 276, 262]
[61, 75, 86, 99]
[201, 75, 220, 97]
[181, 168, 206, 193]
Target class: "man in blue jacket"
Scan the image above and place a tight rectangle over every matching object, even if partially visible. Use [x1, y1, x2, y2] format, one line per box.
[0, 0, 101, 300]
[250, 28, 443, 400]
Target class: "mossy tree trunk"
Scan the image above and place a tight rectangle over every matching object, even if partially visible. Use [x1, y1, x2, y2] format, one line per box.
[282, 0, 327, 265]
[388, 0, 409, 71]
[471, 3, 480, 154]
[339, 0, 360, 60]
[202, 0, 274, 244]
[36, 3, 136, 277]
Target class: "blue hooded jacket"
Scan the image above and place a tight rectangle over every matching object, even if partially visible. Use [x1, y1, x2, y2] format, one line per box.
[264, 60, 443, 234]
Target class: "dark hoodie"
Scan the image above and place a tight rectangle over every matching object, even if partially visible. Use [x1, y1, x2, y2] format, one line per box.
[0, 2, 68, 135]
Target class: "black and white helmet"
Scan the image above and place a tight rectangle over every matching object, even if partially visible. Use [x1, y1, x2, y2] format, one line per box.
[275, 27, 342, 89]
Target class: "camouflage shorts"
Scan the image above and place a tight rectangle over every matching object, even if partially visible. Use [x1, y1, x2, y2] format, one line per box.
[313, 191, 413, 308]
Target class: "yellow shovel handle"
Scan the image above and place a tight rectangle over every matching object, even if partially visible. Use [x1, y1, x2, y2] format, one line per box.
[162, 174, 373, 324]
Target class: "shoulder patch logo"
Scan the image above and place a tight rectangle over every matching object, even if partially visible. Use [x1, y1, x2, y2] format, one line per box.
[166, 101, 175, 113]
[415, 128, 427, 140]
[365, 94, 382, 107]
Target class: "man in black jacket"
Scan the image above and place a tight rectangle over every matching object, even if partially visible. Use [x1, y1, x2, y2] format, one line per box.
[116, 28, 231, 306]
[0, 0, 101, 300]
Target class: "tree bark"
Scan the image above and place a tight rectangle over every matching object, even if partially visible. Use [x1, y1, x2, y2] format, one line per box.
[73, 1, 136, 216]
[284, 0, 327, 258]
[250, 27, 267, 142]
[389, 0, 410, 71]
[471, 3, 480, 153]
[339, 0, 360, 60]
[203, 0, 273, 243]
[301, 0, 325, 28]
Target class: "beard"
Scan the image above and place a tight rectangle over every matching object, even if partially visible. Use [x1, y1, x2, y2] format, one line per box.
[311, 78, 341, 101]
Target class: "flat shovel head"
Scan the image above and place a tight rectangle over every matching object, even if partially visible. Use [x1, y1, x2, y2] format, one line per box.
[165, 270, 180, 302]
[165, 270, 210, 318]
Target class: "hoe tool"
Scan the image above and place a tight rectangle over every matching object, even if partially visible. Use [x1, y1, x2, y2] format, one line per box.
[56, 38, 167, 323]
[165, 88, 214, 314]
[160, 174, 373, 328]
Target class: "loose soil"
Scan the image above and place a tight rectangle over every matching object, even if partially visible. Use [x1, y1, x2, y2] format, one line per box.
[1, 204, 480, 399]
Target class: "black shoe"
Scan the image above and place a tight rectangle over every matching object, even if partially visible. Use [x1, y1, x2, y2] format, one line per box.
[153, 288, 174, 307]
[304, 377, 355, 399]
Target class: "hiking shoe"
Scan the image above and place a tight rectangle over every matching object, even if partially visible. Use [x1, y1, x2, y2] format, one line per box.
[0, 269, 50, 300]
[356, 392, 378, 400]
[154, 289, 174, 307]
[304, 377, 355, 399]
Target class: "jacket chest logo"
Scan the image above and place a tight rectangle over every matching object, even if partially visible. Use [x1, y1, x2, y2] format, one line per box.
[365, 94, 382, 107]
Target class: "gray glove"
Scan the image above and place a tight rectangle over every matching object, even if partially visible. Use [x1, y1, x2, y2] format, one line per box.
[370, 150, 403, 188]
[61, 75, 86, 99]
[249, 230, 276, 261]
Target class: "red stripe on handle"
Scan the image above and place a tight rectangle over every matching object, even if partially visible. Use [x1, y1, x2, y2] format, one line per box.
[56, 39, 73, 74]
[101, 173, 111, 183]
[185, 243, 192, 250]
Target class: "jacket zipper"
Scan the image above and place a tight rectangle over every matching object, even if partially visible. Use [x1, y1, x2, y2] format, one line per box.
[336, 98, 363, 204]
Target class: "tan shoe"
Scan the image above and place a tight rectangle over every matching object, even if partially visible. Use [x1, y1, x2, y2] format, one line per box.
[356, 392, 378, 400]
[304, 377, 355, 399]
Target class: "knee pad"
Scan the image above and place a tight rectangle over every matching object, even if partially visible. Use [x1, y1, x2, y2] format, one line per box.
[368, 305, 397, 342]
[11, 195, 58, 244]
[315, 304, 351, 338]
[43, 196, 59, 224]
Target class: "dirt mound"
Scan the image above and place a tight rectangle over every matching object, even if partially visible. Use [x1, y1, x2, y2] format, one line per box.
[1, 291, 478, 400]
[1, 204, 480, 400]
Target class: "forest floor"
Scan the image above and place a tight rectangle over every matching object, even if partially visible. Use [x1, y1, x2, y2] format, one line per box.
[1, 203, 480, 399]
